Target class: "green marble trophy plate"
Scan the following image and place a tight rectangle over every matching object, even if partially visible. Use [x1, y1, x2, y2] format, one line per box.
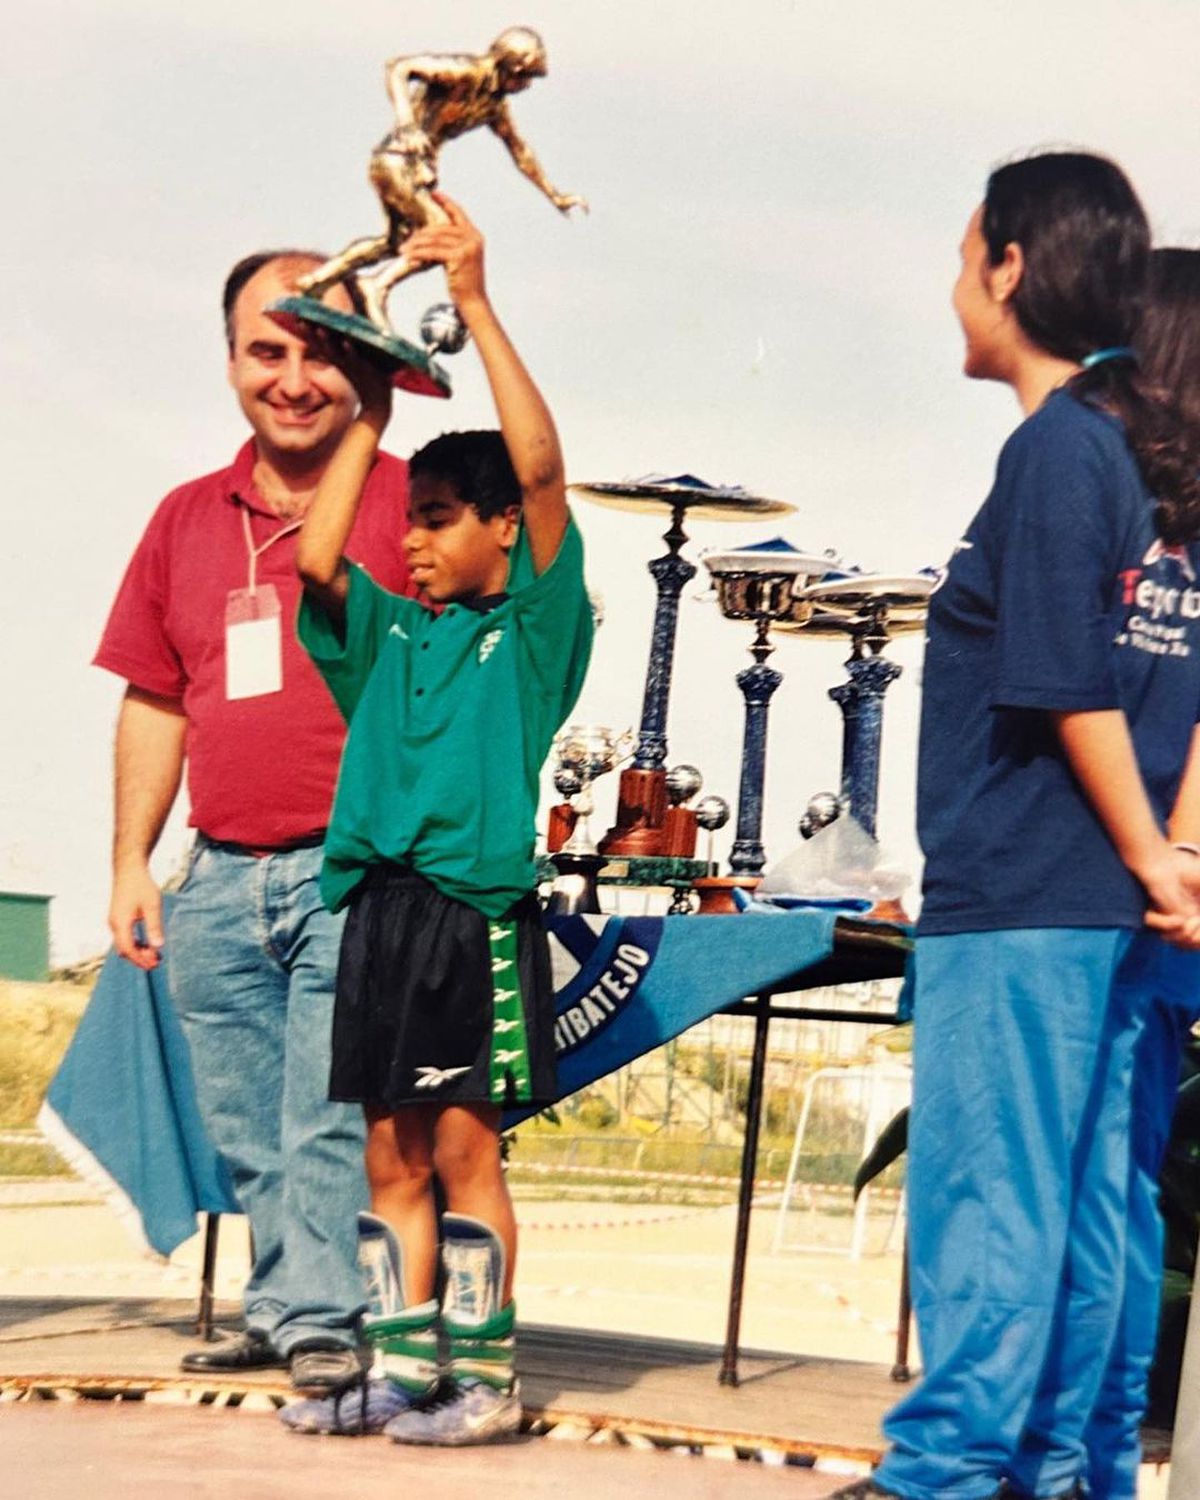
[267, 296, 451, 399]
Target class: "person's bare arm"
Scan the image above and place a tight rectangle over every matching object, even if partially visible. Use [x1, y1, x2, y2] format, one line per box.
[1151, 722, 1200, 946]
[489, 104, 587, 215]
[295, 359, 393, 622]
[1169, 724, 1200, 845]
[403, 194, 568, 574]
[109, 686, 186, 971]
[1054, 709, 1200, 942]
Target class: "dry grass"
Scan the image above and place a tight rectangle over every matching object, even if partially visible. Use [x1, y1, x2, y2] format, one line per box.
[0, 979, 91, 1129]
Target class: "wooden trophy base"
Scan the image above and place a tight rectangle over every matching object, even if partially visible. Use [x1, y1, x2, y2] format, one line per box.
[600, 767, 669, 856]
[691, 876, 761, 915]
[546, 803, 578, 854]
[660, 805, 698, 858]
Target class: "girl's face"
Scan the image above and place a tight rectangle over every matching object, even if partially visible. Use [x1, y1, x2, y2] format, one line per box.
[952, 205, 1014, 381]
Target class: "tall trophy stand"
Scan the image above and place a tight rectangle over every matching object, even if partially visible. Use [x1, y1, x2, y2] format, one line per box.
[784, 575, 934, 838]
[699, 544, 833, 905]
[730, 620, 783, 876]
[571, 477, 794, 857]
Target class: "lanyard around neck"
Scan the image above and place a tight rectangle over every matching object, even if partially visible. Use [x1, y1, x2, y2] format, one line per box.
[240, 505, 302, 595]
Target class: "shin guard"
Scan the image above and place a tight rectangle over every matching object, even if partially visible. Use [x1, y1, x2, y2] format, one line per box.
[357, 1211, 439, 1398]
[441, 1212, 516, 1393]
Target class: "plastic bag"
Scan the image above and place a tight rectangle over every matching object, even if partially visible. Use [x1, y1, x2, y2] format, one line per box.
[758, 814, 910, 903]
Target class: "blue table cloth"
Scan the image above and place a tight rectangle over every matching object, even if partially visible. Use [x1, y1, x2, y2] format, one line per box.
[40, 908, 841, 1256]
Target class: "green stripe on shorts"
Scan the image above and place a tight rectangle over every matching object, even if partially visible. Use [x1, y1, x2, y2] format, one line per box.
[487, 919, 532, 1103]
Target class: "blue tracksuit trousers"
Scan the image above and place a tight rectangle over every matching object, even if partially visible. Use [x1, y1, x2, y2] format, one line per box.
[874, 928, 1144, 1500]
[1083, 940, 1200, 1499]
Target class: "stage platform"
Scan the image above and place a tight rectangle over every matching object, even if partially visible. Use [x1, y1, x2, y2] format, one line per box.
[0, 1293, 893, 1492]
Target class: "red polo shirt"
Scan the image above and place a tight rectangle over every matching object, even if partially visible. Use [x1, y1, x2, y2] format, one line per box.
[95, 440, 411, 847]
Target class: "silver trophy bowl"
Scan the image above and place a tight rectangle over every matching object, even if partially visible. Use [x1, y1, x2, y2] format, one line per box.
[554, 725, 634, 856]
[702, 544, 838, 627]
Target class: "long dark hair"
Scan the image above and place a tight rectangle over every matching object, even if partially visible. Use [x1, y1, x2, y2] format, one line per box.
[1140, 249, 1200, 444]
[984, 152, 1200, 542]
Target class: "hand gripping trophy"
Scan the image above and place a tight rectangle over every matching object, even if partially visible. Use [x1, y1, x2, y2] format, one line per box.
[272, 27, 587, 396]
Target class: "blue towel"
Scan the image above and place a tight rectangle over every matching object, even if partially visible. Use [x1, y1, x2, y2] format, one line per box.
[39, 895, 237, 1257]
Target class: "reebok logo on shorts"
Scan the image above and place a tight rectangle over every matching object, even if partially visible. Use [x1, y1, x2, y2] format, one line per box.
[414, 1065, 471, 1090]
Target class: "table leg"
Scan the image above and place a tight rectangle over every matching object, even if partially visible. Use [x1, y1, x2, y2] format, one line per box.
[720, 989, 772, 1386]
[891, 1229, 912, 1381]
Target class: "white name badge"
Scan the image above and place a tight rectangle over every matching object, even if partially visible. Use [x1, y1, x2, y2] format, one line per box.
[225, 585, 283, 700]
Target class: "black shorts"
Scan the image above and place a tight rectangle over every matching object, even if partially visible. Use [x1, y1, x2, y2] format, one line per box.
[331, 865, 557, 1112]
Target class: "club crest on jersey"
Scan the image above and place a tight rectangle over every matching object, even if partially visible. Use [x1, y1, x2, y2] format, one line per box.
[478, 628, 504, 664]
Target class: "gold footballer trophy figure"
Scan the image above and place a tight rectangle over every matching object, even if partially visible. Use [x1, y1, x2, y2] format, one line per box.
[270, 27, 587, 397]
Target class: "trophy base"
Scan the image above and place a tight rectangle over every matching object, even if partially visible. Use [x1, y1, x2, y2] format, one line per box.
[600, 768, 669, 856]
[660, 805, 698, 858]
[267, 297, 451, 399]
[546, 803, 578, 854]
[691, 876, 761, 915]
[546, 851, 605, 916]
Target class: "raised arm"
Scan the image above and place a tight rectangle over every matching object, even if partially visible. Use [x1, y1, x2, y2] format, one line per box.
[109, 685, 186, 970]
[403, 194, 568, 574]
[295, 357, 393, 621]
[489, 104, 587, 216]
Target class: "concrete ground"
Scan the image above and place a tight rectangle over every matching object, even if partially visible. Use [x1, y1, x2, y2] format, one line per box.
[1, 1403, 848, 1500]
[0, 1180, 1174, 1497]
[0, 1184, 907, 1366]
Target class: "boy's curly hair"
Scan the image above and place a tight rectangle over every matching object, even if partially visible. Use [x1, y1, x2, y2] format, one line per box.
[409, 430, 521, 520]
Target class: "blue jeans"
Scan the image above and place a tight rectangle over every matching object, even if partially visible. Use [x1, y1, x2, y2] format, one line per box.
[1084, 938, 1200, 1499]
[166, 839, 368, 1352]
[876, 928, 1144, 1500]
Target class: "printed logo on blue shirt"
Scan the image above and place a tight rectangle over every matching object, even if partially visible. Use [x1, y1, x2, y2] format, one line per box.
[478, 627, 504, 664]
[1115, 540, 1200, 659]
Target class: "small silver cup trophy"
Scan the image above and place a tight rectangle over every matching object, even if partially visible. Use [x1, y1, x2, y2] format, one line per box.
[546, 726, 633, 914]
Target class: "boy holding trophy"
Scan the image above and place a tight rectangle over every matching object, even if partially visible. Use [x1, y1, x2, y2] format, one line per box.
[282, 194, 593, 1443]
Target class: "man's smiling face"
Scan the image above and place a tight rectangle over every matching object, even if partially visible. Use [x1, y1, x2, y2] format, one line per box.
[226, 259, 359, 468]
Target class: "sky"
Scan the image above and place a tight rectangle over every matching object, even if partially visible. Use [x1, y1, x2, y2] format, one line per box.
[4, 0, 1200, 961]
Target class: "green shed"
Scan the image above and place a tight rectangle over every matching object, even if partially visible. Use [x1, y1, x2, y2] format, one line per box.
[0, 891, 52, 982]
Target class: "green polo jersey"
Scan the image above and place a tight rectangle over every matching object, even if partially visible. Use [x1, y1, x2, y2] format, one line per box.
[298, 515, 593, 918]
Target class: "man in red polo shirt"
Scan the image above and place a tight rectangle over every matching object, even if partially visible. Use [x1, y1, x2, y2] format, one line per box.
[95, 251, 411, 1395]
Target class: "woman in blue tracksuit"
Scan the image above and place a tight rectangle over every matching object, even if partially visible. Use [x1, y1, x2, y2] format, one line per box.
[1083, 248, 1200, 1500]
[834, 156, 1200, 1500]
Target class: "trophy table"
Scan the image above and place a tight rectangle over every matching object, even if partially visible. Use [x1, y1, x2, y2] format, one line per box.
[702, 541, 835, 884]
[783, 574, 934, 838]
[571, 476, 794, 857]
